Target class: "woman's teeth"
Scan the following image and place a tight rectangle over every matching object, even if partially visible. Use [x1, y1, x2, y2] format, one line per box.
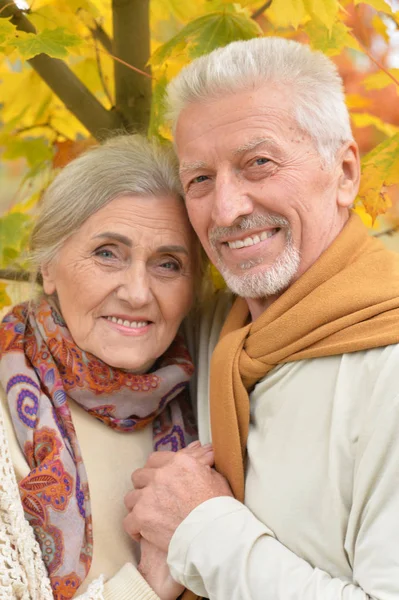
[227, 228, 278, 250]
[106, 317, 148, 328]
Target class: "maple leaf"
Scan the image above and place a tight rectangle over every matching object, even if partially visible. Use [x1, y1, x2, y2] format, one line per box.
[0, 18, 16, 45]
[11, 27, 81, 59]
[358, 133, 399, 222]
[305, 18, 358, 55]
[149, 10, 262, 67]
[1, 137, 52, 167]
[304, 0, 340, 33]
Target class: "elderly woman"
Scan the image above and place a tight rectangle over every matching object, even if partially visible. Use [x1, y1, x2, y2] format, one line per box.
[0, 135, 208, 600]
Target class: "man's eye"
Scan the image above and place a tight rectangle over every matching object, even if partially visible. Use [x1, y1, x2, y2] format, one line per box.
[192, 175, 209, 185]
[160, 260, 180, 272]
[254, 157, 270, 166]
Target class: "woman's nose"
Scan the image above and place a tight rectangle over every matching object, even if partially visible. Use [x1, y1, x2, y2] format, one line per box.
[115, 264, 153, 307]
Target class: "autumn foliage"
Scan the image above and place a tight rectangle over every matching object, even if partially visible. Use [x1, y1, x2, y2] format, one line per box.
[1, 0, 399, 308]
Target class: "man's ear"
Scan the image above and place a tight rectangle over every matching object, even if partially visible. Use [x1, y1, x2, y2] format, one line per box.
[336, 141, 360, 208]
[41, 262, 56, 295]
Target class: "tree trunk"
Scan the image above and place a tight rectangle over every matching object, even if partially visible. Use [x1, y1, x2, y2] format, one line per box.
[112, 0, 152, 133]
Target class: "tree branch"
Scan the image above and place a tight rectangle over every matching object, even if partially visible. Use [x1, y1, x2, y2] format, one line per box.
[0, 0, 124, 139]
[0, 269, 33, 283]
[112, 0, 151, 132]
[93, 37, 113, 107]
[90, 22, 113, 54]
[374, 224, 399, 238]
[252, 0, 273, 20]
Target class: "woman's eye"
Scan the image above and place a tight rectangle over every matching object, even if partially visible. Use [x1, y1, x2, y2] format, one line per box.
[94, 247, 116, 260]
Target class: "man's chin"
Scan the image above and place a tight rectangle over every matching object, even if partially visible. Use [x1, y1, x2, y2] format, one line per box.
[217, 257, 300, 299]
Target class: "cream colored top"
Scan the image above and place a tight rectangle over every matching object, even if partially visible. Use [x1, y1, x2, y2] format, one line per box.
[0, 383, 160, 600]
[169, 293, 399, 600]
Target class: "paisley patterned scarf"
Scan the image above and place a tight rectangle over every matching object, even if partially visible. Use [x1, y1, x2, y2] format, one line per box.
[0, 297, 196, 599]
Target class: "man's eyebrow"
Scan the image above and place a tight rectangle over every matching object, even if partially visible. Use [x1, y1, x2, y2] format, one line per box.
[93, 232, 132, 247]
[179, 160, 208, 176]
[233, 137, 280, 155]
[157, 245, 188, 256]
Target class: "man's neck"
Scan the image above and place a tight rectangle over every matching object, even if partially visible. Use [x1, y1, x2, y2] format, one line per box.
[246, 294, 280, 321]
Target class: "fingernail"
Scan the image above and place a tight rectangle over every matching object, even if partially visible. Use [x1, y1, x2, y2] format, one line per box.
[187, 440, 201, 449]
[202, 443, 213, 450]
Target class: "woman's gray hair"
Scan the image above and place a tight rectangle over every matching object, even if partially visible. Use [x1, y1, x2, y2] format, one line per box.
[167, 37, 353, 165]
[30, 134, 185, 273]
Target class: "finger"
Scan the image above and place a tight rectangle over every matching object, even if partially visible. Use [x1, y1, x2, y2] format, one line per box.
[131, 467, 154, 489]
[145, 450, 176, 469]
[183, 442, 214, 465]
[124, 488, 141, 511]
[123, 512, 141, 543]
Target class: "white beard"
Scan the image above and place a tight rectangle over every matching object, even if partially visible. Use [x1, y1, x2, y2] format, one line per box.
[209, 214, 300, 299]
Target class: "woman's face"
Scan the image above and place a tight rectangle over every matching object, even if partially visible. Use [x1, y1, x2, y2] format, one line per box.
[42, 194, 195, 372]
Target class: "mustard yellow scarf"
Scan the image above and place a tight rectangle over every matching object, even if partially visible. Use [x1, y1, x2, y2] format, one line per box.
[211, 213, 399, 502]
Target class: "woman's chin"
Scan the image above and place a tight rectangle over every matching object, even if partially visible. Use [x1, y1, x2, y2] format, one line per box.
[100, 353, 156, 373]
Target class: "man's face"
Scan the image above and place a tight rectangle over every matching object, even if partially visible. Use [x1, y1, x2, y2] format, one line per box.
[175, 85, 355, 316]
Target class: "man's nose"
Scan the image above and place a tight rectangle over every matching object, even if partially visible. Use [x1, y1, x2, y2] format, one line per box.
[116, 263, 152, 307]
[211, 171, 253, 227]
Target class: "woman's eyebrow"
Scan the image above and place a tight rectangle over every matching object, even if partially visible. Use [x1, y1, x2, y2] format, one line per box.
[93, 232, 132, 246]
[157, 245, 188, 255]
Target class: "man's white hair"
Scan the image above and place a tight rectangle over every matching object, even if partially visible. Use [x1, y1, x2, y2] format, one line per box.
[167, 37, 353, 165]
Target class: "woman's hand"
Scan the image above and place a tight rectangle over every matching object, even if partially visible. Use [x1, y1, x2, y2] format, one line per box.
[139, 538, 184, 600]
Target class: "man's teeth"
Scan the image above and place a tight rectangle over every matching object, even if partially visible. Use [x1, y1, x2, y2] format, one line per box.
[106, 317, 148, 328]
[227, 229, 277, 249]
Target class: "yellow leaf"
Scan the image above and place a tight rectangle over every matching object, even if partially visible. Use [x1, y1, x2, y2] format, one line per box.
[354, 0, 394, 14]
[0, 282, 12, 311]
[267, 0, 309, 29]
[358, 133, 399, 222]
[351, 112, 399, 137]
[353, 204, 380, 229]
[372, 14, 390, 42]
[345, 93, 372, 109]
[363, 69, 399, 92]
[304, 0, 340, 33]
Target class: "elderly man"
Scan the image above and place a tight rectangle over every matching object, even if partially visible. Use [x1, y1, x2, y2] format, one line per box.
[124, 37, 399, 599]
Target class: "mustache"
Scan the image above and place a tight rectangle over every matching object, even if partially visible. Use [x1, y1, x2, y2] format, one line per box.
[209, 213, 290, 245]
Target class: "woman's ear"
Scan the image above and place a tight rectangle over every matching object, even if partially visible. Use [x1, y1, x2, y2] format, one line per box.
[41, 262, 56, 295]
[336, 140, 361, 208]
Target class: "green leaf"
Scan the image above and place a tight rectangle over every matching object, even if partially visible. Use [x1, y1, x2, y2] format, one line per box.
[305, 18, 359, 56]
[11, 27, 81, 60]
[149, 10, 262, 67]
[0, 213, 32, 269]
[148, 70, 169, 139]
[0, 17, 17, 45]
[2, 137, 52, 168]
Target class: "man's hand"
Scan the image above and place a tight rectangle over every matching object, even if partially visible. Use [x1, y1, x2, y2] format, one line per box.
[139, 539, 184, 600]
[123, 441, 233, 552]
